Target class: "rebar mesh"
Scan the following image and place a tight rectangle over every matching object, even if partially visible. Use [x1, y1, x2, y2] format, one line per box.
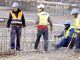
[0, 0, 80, 60]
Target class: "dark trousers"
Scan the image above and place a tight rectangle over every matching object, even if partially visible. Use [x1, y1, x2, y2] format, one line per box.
[10, 26, 21, 50]
[55, 36, 75, 49]
[75, 33, 80, 49]
[34, 29, 48, 51]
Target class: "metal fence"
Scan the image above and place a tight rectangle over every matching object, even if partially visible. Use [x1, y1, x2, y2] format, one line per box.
[0, 28, 40, 55]
[0, 17, 64, 56]
[0, 19, 77, 60]
[37, 1, 80, 16]
[0, 0, 80, 60]
[48, 0, 80, 4]
[0, 1, 75, 56]
[0, 0, 80, 16]
[0, 18, 78, 60]
[16, 1, 80, 16]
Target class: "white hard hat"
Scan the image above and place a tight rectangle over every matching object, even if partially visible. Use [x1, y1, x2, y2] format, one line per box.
[37, 4, 45, 9]
[12, 2, 19, 8]
[70, 8, 79, 15]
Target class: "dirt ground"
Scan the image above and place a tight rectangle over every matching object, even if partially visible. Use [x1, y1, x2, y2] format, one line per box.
[0, 48, 80, 60]
[0, 8, 79, 60]
[0, 22, 79, 60]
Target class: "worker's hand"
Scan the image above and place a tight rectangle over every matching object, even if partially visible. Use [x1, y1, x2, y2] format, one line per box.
[23, 27, 26, 30]
[76, 27, 80, 30]
[35, 25, 38, 27]
[54, 35, 58, 38]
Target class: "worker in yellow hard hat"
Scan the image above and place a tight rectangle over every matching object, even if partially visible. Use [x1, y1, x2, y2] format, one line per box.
[7, 2, 26, 51]
[34, 4, 53, 52]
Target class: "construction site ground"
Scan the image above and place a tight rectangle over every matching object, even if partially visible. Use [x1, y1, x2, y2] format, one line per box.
[0, 6, 80, 60]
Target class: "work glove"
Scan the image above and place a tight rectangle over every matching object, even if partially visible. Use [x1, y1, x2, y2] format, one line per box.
[23, 27, 26, 31]
[54, 35, 58, 38]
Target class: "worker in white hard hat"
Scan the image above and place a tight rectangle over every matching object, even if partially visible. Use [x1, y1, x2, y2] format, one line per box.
[7, 2, 26, 51]
[34, 4, 53, 52]
[37, 4, 45, 9]
[70, 8, 79, 15]
[71, 8, 80, 52]
[12, 2, 19, 8]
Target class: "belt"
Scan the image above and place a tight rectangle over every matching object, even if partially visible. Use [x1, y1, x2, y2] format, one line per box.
[37, 25, 48, 30]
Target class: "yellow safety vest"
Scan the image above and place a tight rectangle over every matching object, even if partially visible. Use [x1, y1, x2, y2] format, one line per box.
[64, 26, 75, 38]
[74, 15, 80, 33]
[10, 11, 23, 25]
[38, 11, 49, 25]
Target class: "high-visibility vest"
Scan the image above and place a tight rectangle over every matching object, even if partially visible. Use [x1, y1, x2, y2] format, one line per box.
[74, 15, 80, 33]
[38, 11, 49, 25]
[64, 26, 75, 38]
[10, 11, 23, 25]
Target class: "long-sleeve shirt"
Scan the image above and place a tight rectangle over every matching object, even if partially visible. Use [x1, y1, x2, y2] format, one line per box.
[58, 28, 75, 38]
[7, 9, 26, 27]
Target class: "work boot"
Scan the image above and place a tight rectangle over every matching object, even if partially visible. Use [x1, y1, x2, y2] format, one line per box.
[74, 49, 80, 53]
[34, 48, 39, 52]
[10, 49, 15, 55]
[16, 47, 22, 51]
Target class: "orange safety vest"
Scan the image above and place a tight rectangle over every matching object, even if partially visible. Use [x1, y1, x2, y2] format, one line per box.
[10, 11, 23, 25]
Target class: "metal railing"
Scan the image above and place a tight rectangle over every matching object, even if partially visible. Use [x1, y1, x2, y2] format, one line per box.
[0, 0, 80, 16]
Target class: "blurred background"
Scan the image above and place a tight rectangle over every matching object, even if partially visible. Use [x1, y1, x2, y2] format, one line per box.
[0, 0, 80, 17]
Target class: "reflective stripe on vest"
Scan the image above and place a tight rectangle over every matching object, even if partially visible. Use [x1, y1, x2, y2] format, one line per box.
[11, 11, 23, 24]
[38, 11, 49, 25]
[64, 26, 75, 38]
[11, 20, 22, 24]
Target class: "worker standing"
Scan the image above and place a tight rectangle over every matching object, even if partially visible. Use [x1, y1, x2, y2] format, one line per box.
[71, 8, 80, 52]
[34, 4, 53, 52]
[7, 2, 26, 51]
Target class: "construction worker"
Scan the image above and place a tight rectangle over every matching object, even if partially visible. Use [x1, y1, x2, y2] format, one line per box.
[71, 8, 80, 51]
[7, 2, 26, 51]
[54, 22, 75, 49]
[34, 4, 53, 52]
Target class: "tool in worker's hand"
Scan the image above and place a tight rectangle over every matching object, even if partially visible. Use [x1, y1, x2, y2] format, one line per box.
[67, 33, 75, 49]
